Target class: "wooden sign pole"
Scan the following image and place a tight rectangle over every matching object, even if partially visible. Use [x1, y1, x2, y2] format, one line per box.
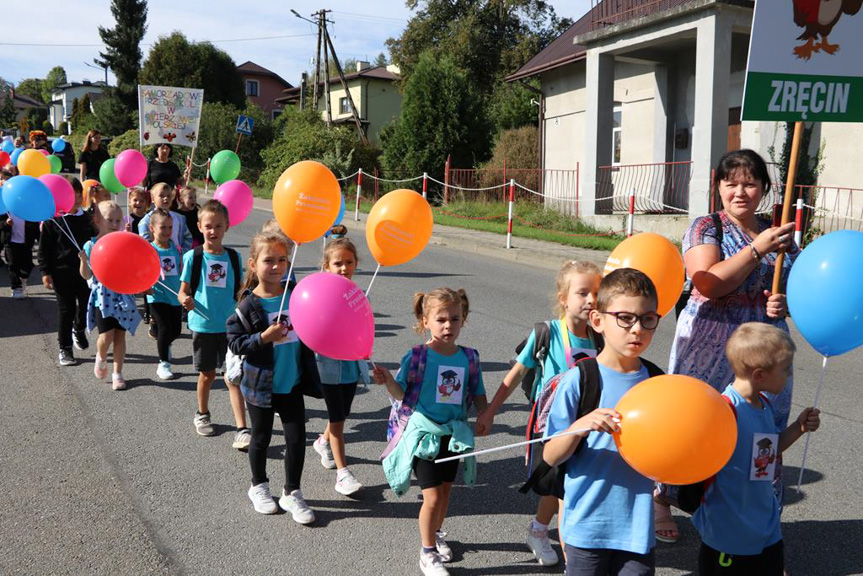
[235, 133, 243, 154]
[772, 120, 803, 295]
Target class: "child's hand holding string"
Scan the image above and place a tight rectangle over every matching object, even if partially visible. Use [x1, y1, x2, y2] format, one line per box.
[372, 365, 393, 385]
[260, 323, 284, 344]
[797, 407, 821, 433]
[574, 408, 621, 436]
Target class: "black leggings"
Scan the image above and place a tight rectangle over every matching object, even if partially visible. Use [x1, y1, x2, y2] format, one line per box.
[247, 388, 306, 492]
[52, 268, 90, 349]
[149, 303, 182, 362]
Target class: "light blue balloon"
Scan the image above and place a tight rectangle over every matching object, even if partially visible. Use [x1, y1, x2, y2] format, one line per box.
[1, 139, 12, 154]
[51, 138, 66, 153]
[324, 194, 346, 238]
[787, 230, 863, 357]
[1, 175, 56, 222]
[0, 187, 5, 214]
[10, 147, 23, 165]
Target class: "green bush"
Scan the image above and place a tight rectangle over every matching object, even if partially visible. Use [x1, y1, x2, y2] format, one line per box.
[42, 120, 54, 135]
[258, 107, 380, 192]
[58, 121, 69, 136]
[195, 101, 274, 183]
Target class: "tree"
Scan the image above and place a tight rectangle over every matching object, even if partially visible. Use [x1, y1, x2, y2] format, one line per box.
[42, 66, 67, 103]
[93, 89, 134, 135]
[380, 51, 490, 188]
[81, 93, 92, 115]
[488, 79, 540, 135]
[139, 32, 245, 108]
[0, 78, 15, 127]
[374, 52, 388, 67]
[97, 0, 147, 112]
[16, 78, 44, 103]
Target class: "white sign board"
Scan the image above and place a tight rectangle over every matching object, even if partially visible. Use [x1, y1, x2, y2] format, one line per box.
[742, 0, 863, 122]
[137, 85, 205, 147]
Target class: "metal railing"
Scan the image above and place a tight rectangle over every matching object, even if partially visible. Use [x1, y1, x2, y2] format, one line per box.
[446, 167, 580, 214]
[597, 161, 691, 214]
[589, 0, 689, 29]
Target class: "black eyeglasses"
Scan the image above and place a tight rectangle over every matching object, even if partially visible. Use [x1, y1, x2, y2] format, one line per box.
[601, 311, 660, 330]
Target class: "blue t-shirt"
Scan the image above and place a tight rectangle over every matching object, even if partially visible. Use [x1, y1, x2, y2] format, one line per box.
[516, 320, 596, 389]
[693, 385, 782, 555]
[396, 348, 486, 425]
[179, 248, 241, 333]
[148, 242, 182, 305]
[259, 295, 301, 394]
[544, 362, 655, 555]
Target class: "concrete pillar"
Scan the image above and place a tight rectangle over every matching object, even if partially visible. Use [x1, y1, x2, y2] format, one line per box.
[690, 11, 731, 217]
[582, 50, 615, 217]
[652, 65, 669, 165]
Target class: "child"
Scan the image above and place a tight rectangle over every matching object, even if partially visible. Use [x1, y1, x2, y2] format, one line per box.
[84, 182, 110, 214]
[311, 237, 369, 496]
[79, 201, 141, 390]
[138, 183, 193, 252]
[126, 187, 150, 235]
[1, 212, 40, 298]
[178, 200, 244, 438]
[148, 209, 183, 380]
[176, 186, 204, 248]
[38, 178, 96, 366]
[693, 323, 819, 575]
[328, 224, 348, 239]
[475, 260, 602, 567]
[373, 288, 487, 576]
[543, 268, 662, 576]
[226, 231, 321, 522]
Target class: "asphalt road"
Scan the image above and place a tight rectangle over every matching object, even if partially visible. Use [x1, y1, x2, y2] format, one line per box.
[1, 206, 861, 576]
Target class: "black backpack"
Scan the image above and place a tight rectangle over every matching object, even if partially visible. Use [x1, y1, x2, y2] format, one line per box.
[674, 212, 723, 319]
[188, 245, 242, 301]
[519, 355, 664, 498]
[514, 322, 552, 402]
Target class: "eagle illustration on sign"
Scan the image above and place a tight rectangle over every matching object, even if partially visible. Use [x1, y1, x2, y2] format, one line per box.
[793, 0, 862, 59]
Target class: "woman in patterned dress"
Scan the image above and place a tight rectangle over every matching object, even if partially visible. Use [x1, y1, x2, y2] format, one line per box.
[656, 149, 798, 543]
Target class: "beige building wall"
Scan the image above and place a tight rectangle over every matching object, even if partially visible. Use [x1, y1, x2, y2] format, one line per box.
[314, 78, 402, 144]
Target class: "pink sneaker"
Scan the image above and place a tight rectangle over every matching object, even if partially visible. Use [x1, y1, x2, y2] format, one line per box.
[112, 373, 126, 390]
[94, 356, 108, 379]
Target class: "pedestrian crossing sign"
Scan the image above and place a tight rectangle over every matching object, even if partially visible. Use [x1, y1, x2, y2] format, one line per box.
[236, 115, 254, 135]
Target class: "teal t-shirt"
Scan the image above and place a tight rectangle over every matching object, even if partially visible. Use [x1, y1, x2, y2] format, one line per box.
[259, 295, 301, 394]
[339, 361, 360, 384]
[148, 242, 182, 305]
[516, 320, 596, 387]
[179, 249, 241, 333]
[396, 348, 485, 425]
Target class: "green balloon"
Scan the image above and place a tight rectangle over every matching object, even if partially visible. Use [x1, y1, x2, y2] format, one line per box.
[210, 150, 241, 184]
[49, 154, 62, 174]
[99, 158, 125, 193]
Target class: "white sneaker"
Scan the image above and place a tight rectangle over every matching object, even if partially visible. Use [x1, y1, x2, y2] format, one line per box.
[435, 530, 453, 562]
[526, 524, 559, 566]
[156, 362, 175, 380]
[12, 288, 23, 299]
[279, 489, 315, 525]
[419, 549, 450, 576]
[248, 482, 278, 514]
[232, 428, 252, 451]
[313, 435, 336, 469]
[335, 469, 362, 496]
[193, 412, 215, 436]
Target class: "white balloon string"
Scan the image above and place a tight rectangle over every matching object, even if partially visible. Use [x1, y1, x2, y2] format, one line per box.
[277, 242, 300, 319]
[156, 281, 210, 321]
[796, 355, 828, 492]
[366, 263, 381, 298]
[55, 217, 81, 251]
[435, 427, 592, 464]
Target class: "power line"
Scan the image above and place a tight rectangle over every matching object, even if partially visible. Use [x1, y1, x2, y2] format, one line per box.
[0, 33, 315, 48]
[330, 10, 407, 24]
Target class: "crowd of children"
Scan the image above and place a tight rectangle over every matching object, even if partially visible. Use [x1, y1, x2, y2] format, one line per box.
[3, 167, 820, 576]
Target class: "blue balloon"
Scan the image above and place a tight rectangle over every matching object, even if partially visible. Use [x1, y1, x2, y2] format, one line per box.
[0, 187, 5, 214]
[324, 194, 346, 238]
[1, 139, 12, 154]
[787, 230, 863, 357]
[1, 175, 56, 222]
[51, 138, 67, 153]
[10, 147, 23, 165]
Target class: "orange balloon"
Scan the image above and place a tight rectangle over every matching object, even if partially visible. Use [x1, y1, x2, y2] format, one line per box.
[272, 161, 341, 243]
[604, 232, 684, 317]
[366, 189, 433, 266]
[17, 149, 51, 177]
[613, 375, 737, 485]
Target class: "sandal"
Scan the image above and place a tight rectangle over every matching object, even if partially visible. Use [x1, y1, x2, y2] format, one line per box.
[654, 500, 679, 543]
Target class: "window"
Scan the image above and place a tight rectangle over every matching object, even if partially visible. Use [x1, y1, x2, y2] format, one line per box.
[271, 109, 282, 121]
[612, 104, 622, 165]
[245, 80, 259, 97]
[339, 97, 352, 114]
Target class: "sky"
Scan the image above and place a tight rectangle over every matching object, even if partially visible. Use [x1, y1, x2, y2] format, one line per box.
[2, 0, 593, 88]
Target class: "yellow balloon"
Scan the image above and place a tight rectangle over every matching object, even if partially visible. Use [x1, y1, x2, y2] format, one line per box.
[17, 149, 50, 177]
[272, 161, 341, 243]
[365, 189, 433, 266]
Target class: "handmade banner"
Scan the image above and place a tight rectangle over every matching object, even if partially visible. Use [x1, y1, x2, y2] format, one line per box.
[742, 1, 862, 122]
[137, 85, 205, 147]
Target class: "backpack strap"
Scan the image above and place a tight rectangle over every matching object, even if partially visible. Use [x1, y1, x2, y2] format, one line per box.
[711, 212, 724, 261]
[526, 321, 551, 402]
[402, 345, 427, 410]
[640, 358, 665, 379]
[461, 346, 481, 411]
[574, 355, 601, 456]
[226, 247, 241, 300]
[188, 245, 204, 295]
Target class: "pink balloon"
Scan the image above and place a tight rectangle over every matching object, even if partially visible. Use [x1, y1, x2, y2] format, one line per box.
[38, 149, 50, 156]
[114, 149, 148, 187]
[289, 273, 374, 360]
[39, 174, 75, 216]
[213, 180, 253, 227]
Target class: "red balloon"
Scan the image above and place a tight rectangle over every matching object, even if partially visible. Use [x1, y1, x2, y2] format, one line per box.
[0, 151, 9, 166]
[89, 231, 161, 294]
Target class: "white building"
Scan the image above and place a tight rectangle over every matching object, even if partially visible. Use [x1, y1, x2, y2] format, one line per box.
[507, 0, 862, 236]
[48, 81, 107, 134]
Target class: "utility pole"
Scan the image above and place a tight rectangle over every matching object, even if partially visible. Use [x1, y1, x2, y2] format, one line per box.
[321, 13, 332, 127]
[323, 26, 368, 143]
